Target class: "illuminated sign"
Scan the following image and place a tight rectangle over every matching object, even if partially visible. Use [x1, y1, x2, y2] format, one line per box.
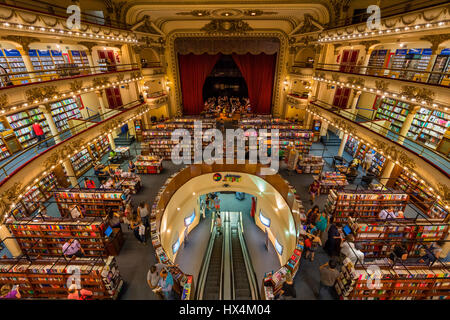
[184, 210, 195, 227]
[275, 238, 283, 255]
[259, 210, 271, 227]
[172, 238, 180, 254]
[224, 174, 241, 182]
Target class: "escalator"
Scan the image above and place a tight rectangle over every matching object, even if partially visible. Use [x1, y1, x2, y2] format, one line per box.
[202, 231, 223, 299]
[196, 212, 259, 300]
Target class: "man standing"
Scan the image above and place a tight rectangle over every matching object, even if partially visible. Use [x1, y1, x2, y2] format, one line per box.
[155, 269, 174, 300]
[32, 121, 47, 148]
[363, 151, 374, 172]
[317, 259, 340, 299]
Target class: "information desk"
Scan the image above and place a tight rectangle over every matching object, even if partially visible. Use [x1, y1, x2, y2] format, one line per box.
[105, 228, 125, 256]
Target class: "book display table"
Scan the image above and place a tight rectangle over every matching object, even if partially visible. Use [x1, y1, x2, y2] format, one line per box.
[135, 155, 162, 174]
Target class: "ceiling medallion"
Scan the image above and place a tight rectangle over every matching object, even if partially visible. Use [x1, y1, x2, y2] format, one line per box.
[243, 10, 277, 17]
[176, 10, 211, 17]
[201, 19, 253, 34]
[211, 9, 243, 18]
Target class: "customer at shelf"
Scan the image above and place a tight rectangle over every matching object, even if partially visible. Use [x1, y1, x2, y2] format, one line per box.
[277, 272, 296, 300]
[317, 258, 340, 300]
[308, 179, 320, 204]
[324, 218, 342, 257]
[340, 235, 364, 266]
[84, 177, 96, 189]
[154, 269, 175, 300]
[137, 201, 150, 228]
[312, 212, 329, 239]
[62, 238, 85, 259]
[363, 150, 374, 172]
[0, 284, 21, 299]
[67, 284, 93, 300]
[107, 209, 121, 229]
[69, 204, 83, 219]
[418, 243, 442, 266]
[147, 262, 179, 298]
[306, 205, 320, 228]
[128, 160, 136, 173]
[32, 121, 47, 148]
[388, 242, 409, 265]
[305, 229, 322, 262]
[378, 207, 396, 220]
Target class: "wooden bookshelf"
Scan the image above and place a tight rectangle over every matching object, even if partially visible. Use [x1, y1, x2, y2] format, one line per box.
[0, 256, 123, 299]
[347, 218, 449, 259]
[394, 170, 448, 220]
[325, 190, 409, 223]
[135, 155, 162, 174]
[70, 148, 93, 177]
[49, 98, 81, 132]
[336, 260, 450, 300]
[54, 189, 124, 218]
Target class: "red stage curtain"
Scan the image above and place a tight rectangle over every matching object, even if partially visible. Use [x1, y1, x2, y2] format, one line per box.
[232, 53, 276, 114]
[178, 53, 221, 115]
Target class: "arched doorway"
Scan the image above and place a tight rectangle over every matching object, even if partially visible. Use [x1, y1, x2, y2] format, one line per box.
[202, 55, 249, 101]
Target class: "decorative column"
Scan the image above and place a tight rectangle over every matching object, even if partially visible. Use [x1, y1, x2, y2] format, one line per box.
[39, 104, 61, 144]
[62, 158, 79, 187]
[398, 105, 420, 145]
[320, 120, 329, 137]
[95, 90, 107, 119]
[0, 224, 22, 257]
[108, 133, 116, 150]
[337, 133, 348, 157]
[379, 159, 396, 187]
[350, 90, 362, 113]
[5, 36, 40, 82]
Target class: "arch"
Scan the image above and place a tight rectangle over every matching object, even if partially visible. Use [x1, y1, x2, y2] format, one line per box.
[140, 47, 160, 63]
[294, 47, 315, 65]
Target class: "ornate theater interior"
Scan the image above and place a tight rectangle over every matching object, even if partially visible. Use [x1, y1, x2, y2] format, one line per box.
[0, 0, 448, 303]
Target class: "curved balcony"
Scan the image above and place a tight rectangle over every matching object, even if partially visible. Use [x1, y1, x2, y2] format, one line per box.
[308, 99, 449, 198]
[0, 99, 147, 188]
[315, 63, 450, 88]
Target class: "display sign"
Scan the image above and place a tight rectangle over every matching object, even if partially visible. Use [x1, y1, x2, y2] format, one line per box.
[184, 210, 195, 227]
[259, 210, 271, 227]
[275, 238, 283, 255]
[213, 173, 241, 182]
[172, 238, 180, 254]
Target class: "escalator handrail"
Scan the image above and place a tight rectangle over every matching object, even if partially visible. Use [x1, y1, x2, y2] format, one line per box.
[195, 215, 218, 300]
[237, 211, 260, 300]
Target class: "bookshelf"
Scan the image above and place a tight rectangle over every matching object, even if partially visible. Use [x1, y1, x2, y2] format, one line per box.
[134, 155, 163, 174]
[70, 148, 93, 176]
[347, 218, 449, 258]
[69, 50, 90, 68]
[0, 256, 123, 299]
[335, 260, 450, 300]
[367, 49, 388, 75]
[28, 49, 59, 79]
[6, 217, 109, 257]
[0, 134, 10, 160]
[261, 238, 305, 299]
[375, 98, 410, 133]
[394, 170, 448, 220]
[324, 190, 409, 223]
[49, 98, 81, 131]
[316, 172, 348, 194]
[296, 155, 324, 174]
[5, 107, 50, 149]
[352, 141, 386, 177]
[344, 136, 360, 157]
[0, 49, 29, 84]
[54, 189, 124, 218]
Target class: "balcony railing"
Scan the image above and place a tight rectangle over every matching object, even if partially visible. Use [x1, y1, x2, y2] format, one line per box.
[326, 0, 448, 30]
[315, 63, 450, 87]
[0, 99, 144, 183]
[4, 0, 129, 30]
[310, 98, 450, 175]
[0, 63, 140, 89]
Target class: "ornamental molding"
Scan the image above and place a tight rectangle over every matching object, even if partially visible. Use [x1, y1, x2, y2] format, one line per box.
[42, 138, 86, 171]
[0, 93, 8, 111]
[25, 85, 58, 103]
[3, 35, 40, 52]
[400, 85, 435, 104]
[420, 34, 450, 52]
[437, 183, 450, 203]
[0, 181, 22, 222]
[201, 19, 253, 34]
[347, 76, 365, 87]
[69, 80, 83, 93]
[375, 80, 389, 92]
[78, 41, 98, 54]
[176, 10, 211, 17]
[92, 77, 111, 87]
[116, 73, 125, 83]
[360, 40, 380, 52]
[167, 30, 288, 117]
[331, 116, 357, 136]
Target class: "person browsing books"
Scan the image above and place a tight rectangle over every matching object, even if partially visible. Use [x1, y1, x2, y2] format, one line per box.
[317, 258, 340, 299]
[154, 269, 174, 300]
[84, 177, 96, 189]
[0, 284, 21, 299]
[69, 205, 83, 219]
[378, 207, 396, 219]
[363, 151, 374, 172]
[340, 235, 364, 266]
[278, 273, 296, 300]
[67, 284, 93, 300]
[62, 238, 85, 259]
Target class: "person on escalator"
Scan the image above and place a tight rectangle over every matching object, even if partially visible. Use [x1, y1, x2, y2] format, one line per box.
[215, 213, 222, 236]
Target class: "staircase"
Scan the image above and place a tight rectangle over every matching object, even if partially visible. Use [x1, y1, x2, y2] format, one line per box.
[320, 131, 341, 146]
[114, 133, 135, 146]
